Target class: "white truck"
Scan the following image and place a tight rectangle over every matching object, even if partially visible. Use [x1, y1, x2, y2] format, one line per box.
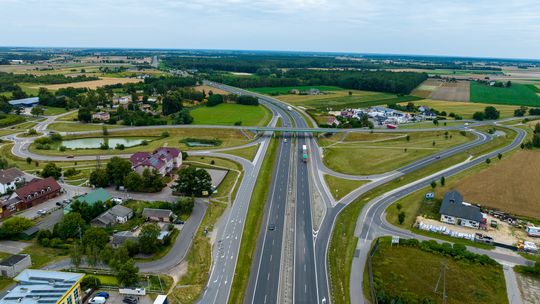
[302, 144, 308, 163]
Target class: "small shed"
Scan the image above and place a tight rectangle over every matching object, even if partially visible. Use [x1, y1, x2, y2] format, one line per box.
[0, 254, 31, 278]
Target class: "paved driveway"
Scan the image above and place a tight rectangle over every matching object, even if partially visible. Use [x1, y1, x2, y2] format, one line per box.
[0, 240, 31, 254]
[87, 290, 153, 304]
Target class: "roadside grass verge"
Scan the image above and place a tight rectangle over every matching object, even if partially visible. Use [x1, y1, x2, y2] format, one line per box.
[324, 175, 369, 201]
[220, 144, 259, 161]
[367, 237, 506, 304]
[323, 130, 474, 175]
[43, 107, 68, 116]
[228, 138, 278, 304]
[48, 122, 122, 132]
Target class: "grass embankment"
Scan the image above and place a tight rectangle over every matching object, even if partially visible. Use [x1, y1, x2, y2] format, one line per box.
[323, 130, 474, 175]
[403, 99, 519, 119]
[191, 103, 271, 126]
[220, 144, 259, 161]
[48, 122, 122, 132]
[368, 238, 507, 304]
[168, 156, 242, 303]
[21, 244, 69, 269]
[228, 138, 279, 304]
[29, 128, 252, 157]
[43, 107, 68, 116]
[327, 126, 520, 303]
[186, 156, 243, 203]
[471, 81, 540, 106]
[56, 111, 78, 121]
[324, 175, 369, 200]
[0, 121, 38, 136]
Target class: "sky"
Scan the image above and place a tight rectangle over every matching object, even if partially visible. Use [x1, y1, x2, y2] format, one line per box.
[1, 0, 539, 59]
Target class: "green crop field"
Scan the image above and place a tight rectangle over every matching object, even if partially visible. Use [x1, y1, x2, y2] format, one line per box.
[190, 103, 271, 126]
[470, 81, 540, 106]
[248, 85, 341, 95]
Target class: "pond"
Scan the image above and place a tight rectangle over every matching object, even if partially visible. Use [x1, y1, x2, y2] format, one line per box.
[60, 137, 151, 149]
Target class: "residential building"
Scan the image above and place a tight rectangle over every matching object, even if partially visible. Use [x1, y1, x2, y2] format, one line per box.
[8, 97, 39, 107]
[112, 95, 132, 105]
[326, 116, 340, 126]
[0, 269, 84, 304]
[0, 254, 31, 278]
[64, 188, 111, 213]
[0, 167, 25, 194]
[130, 147, 182, 176]
[439, 191, 487, 229]
[111, 230, 139, 248]
[142, 208, 175, 222]
[91, 205, 133, 227]
[1, 178, 61, 218]
[91, 111, 110, 121]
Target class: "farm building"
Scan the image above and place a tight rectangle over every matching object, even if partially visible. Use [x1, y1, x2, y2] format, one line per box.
[439, 191, 487, 229]
[8, 97, 39, 107]
[0, 254, 31, 278]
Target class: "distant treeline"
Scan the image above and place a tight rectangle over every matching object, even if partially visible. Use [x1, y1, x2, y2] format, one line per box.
[209, 69, 428, 95]
[0, 72, 99, 92]
[117, 76, 197, 95]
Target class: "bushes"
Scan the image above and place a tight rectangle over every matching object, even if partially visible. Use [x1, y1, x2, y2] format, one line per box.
[0, 216, 34, 239]
[0, 114, 25, 127]
[399, 238, 497, 266]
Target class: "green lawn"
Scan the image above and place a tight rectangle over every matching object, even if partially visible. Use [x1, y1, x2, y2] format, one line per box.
[21, 244, 69, 269]
[220, 144, 259, 161]
[190, 103, 271, 126]
[56, 111, 79, 121]
[324, 175, 369, 200]
[248, 85, 342, 95]
[369, 238, 506, 304]
[48, 122, 121, 132]
[43, 107, 68, 116]
[470, 81, 540, 106]
[323, 131, 474, 175]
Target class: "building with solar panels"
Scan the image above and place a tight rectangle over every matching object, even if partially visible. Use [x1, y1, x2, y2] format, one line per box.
[0, 269, 84, 304]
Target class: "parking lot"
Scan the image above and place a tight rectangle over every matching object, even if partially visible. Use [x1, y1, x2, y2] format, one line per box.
[87, 290, 153, 304]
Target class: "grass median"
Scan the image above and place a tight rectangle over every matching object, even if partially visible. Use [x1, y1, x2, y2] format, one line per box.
[228, 138, 278, 304]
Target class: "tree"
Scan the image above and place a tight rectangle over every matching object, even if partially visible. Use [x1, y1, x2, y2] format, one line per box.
[0, 157, 8, 170]
[172, 109, 193, 125]
[139, 223, 161, 254]
[115, 259, 139, 287]
[78, 108, 92, 123]
[106, 157, 133, 186]
[89, 169, 109, 187]
[162, 91, 183, 115]
[433, 119, 439, 126]
[396, 203, 402, 211]
[173, 166, 212, 196]
[398, 211, 406, 225]
[41, 162, 62, 179]
[124, 171, 143, 192]
[0, 216, 33, 236]
[514, 106, 527, 117]
[175, 197, 195, 215]
[53, 212, 86, 240]
[497, 153, 502, 160]
[472, 111, 485, 121]
[484, 106, 500, 120]
[207, 94, 224, 107]
[430, 181, 437, 189]
[102, 125, 109, 136]
[485, 158, 491, 164]
[406, 135, 410, 142]
[82, 227, 109, 250]
[440, 176, 445, 186]
[30, 106, 45, 117]
[70, 243, 84, 268]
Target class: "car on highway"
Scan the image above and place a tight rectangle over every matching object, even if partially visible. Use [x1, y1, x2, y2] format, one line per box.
[268, 223, 276, 231]
[284, 138, 288, 143]
[66, 155, 74, 158]
[37, 209, 47, 215]
[435, 155, 441, 159]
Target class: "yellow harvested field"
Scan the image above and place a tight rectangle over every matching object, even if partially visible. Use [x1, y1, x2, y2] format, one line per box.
[454, 150, 540, 218]
[194, 85, 228, 95]
[31, 77, 142, 90]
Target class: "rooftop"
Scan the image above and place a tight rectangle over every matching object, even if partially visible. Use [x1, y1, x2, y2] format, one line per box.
[0, 168, 24, 184]
[0, 254, 29, 267]
[15, 177, 61, 203]
[1, 269, 84, 304]
[440, 190, 484, 223]
[8, 97, 39, 106]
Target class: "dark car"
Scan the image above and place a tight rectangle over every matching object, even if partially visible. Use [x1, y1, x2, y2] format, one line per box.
[123, 296, 138, 304]
[268, 224, 276, 231]
[95, 292, 109, 299]
[56, 202, 63, 206]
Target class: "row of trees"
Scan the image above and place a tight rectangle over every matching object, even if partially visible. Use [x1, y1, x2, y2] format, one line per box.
[472, 106, 500, 121]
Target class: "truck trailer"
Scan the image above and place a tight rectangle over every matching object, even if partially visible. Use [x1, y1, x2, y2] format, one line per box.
[302, 144, 308, 162]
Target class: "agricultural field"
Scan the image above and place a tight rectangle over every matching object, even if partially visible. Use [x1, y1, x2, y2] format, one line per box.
[401, 99, 519, 119]
[248, 85, 341, 95]
[454, 149, 540, 219]
[322, 131, 474, 175]
[277, 89, 420, 110]
[29, 77, 142, 91]
[193, 85, 229, 95]
[430, 81, 470, 102]
[369, 238, 507, 304]
[470, 81, 540, 106]
[191, 103, 271, 126]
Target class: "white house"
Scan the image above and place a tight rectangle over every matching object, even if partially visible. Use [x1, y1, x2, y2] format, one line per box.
[91, 205, 133, 228]
[0, 168, 25, 194]
[439, 191, 487, 229]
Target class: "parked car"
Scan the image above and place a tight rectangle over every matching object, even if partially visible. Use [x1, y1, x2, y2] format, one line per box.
[174, 219, 185, 225]
[95, 292, 110, 299]
[56, 202, 63, 206]
[123, 296, 138, 304]
[37, 209, 46, 215]
[89, 296, 107, 304]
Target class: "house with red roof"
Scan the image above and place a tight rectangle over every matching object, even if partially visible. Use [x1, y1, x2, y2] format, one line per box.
[130, 147, 182, 176]
[0, 177, 62, 219]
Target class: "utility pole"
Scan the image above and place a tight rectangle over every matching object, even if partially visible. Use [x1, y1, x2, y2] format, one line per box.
[434, 262, 448, 304]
